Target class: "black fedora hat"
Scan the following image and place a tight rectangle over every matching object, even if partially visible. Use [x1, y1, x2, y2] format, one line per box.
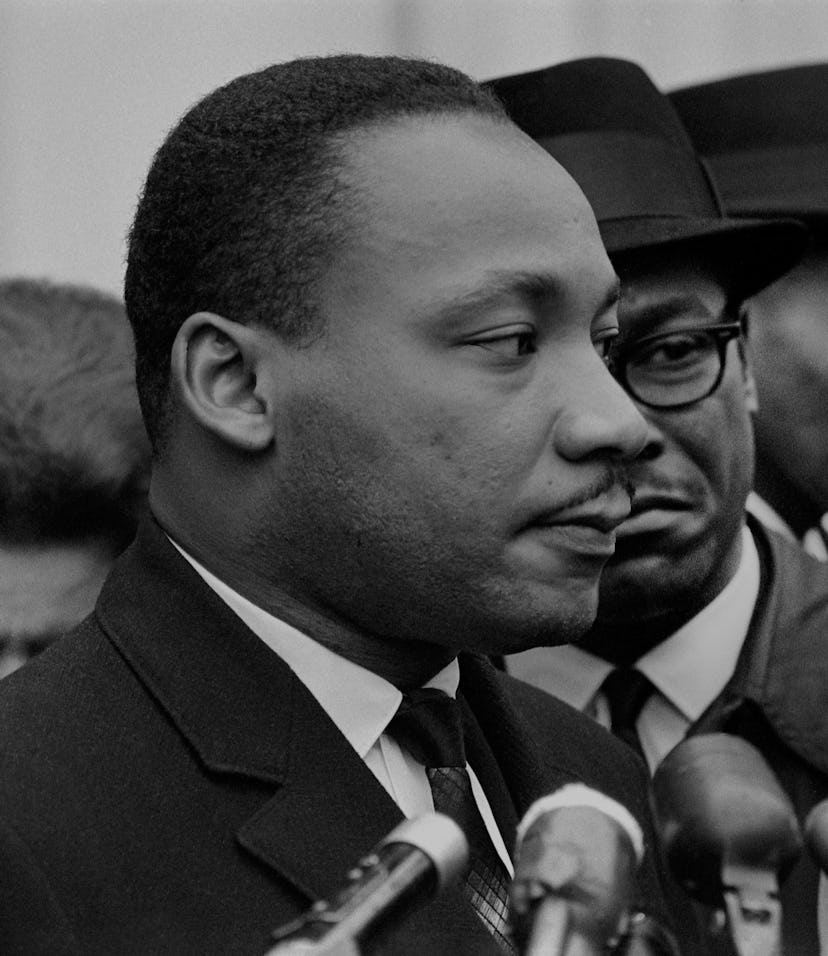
[486, 57, 806, 299]
[671, 63, 828, 225]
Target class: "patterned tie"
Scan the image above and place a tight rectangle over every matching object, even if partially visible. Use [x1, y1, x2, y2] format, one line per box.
[387, 688, 515, 954]
[600, 667, 654, 760]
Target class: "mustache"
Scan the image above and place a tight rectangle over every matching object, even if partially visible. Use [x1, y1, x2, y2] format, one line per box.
[626, 471, 704, 500]
[555, 465, 636, 512]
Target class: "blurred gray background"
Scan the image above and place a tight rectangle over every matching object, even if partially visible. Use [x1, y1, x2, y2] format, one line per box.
[3, 0, 826, 296]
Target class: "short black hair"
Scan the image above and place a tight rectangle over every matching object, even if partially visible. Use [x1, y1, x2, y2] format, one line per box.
[124, 53, 506, 451]
[0, 278, 150, 545]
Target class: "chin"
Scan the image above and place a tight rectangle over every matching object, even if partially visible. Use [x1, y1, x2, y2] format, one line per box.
[598, 550, 714, 628]
[477, 589, 600, 657]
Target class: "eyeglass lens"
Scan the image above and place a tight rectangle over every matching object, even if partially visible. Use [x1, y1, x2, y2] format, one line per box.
[623, 326, 736, 408]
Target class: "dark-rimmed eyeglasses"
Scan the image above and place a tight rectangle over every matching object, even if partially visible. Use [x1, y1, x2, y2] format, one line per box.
[609, 321, 744, 410]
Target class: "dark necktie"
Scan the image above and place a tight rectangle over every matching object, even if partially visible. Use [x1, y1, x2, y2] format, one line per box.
[387, 688, 515, 954]
[600, 668, 654, 760]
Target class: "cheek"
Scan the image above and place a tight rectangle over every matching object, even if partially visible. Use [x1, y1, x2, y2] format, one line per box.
[424, 421, 527, 491]
[271, 390, 532, 625]
[674, 398, 753, 504]
[312, 370, 529, 480]
[280, 389, 503, 529]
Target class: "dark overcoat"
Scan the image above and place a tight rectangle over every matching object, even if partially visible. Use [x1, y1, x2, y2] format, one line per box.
[688, 519, 828, 956]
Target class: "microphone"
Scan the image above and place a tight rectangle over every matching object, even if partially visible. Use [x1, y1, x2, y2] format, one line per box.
[804, 799, 828, 875]
[651, 733, 802, 956]
[264, 813, 468, 955]
[509, 783, 645, 956]
[614, 913, 682, 956]
[805, 800, 828, 956]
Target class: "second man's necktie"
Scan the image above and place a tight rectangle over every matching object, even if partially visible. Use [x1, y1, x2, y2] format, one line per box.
[600, 667, 654, 760]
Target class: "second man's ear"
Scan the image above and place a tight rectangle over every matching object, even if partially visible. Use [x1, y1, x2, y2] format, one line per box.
[171, 311, 276, 453]
[737, 328, 759, 414]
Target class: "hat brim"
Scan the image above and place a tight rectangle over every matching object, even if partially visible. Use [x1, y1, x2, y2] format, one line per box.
[600, 216, 808, 300]
[704, 146, 828, 224]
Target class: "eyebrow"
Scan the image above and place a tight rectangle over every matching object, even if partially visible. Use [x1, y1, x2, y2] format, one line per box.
[618, 294, 726, 338]
[427, 270, 620, 327]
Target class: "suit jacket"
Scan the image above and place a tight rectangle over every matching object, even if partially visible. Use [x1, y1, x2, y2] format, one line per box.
[0, 518, 671, 955]
[690, 517, 828, 956]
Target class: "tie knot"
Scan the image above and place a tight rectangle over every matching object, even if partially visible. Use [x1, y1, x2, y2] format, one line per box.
[600, 667, 654, 737]
[387, 687, 466, 768]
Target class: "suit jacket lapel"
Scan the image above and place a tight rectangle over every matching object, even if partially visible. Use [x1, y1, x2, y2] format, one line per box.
[236, 681, 406, 901]
[96, 518, 403, 900]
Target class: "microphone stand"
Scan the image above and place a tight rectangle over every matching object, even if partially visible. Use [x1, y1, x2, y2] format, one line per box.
[651, 734, 800, 956]
[614, 912, 683, 956]
[264, 814, 467, 956]
[265, 841, 434, 956]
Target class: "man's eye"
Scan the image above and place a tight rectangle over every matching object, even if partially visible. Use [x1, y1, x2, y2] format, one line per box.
[470, 328, 537, 358]
[633, 332, 712, 369]
[593, 329, 619, 366]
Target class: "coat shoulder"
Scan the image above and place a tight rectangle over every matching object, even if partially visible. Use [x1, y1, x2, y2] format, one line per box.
[746, 525, 828, 775]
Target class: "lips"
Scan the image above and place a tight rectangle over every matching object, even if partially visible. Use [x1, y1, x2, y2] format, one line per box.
[628, 491, 694, 516]
[514, 488, 635, 569]
[530, 488, 635, 535]
[616, 488, 696, 539]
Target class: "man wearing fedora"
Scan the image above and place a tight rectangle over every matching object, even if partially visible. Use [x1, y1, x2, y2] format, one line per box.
[672, 65, 828, 559]
[492, 58, 828, 955]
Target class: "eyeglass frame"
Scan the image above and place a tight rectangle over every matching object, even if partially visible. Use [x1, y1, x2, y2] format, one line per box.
[608, 318, 745, 410]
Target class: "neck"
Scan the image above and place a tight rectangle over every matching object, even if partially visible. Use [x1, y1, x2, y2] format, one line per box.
[226, 575, 456, 691]
[151, 490, 454, 691]
[579, 613, 684, 666]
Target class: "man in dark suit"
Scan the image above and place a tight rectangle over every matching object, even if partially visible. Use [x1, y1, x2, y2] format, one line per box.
[0, 54, 669, 955]
[671, 65, 828, 555]
[494, 58, 827, 955]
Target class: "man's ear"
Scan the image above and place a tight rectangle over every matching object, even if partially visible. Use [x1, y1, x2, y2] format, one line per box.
[170, 312, 275, 452]
[737, 310, 759, 414]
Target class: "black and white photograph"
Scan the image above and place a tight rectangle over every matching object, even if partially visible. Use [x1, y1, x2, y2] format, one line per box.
[1, 2, 827, 953]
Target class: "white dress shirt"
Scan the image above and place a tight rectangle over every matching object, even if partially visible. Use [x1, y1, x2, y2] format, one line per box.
[507, 525, 760, 773]
[168, 538, 513, 874]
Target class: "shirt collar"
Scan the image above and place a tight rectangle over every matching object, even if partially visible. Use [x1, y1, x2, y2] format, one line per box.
[637, 525, 760, 721]
[507, 642, 613, 712]
[167, 536, 459, 759]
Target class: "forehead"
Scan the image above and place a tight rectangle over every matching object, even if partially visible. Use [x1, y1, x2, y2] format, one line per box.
[0, 537, 117, 637]
[616, 251, 729, 331]
[324, 113, 615, 312]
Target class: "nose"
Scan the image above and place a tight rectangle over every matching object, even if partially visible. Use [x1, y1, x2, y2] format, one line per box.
[634, 412, 666, 462]
[553, 355, 648, 462]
